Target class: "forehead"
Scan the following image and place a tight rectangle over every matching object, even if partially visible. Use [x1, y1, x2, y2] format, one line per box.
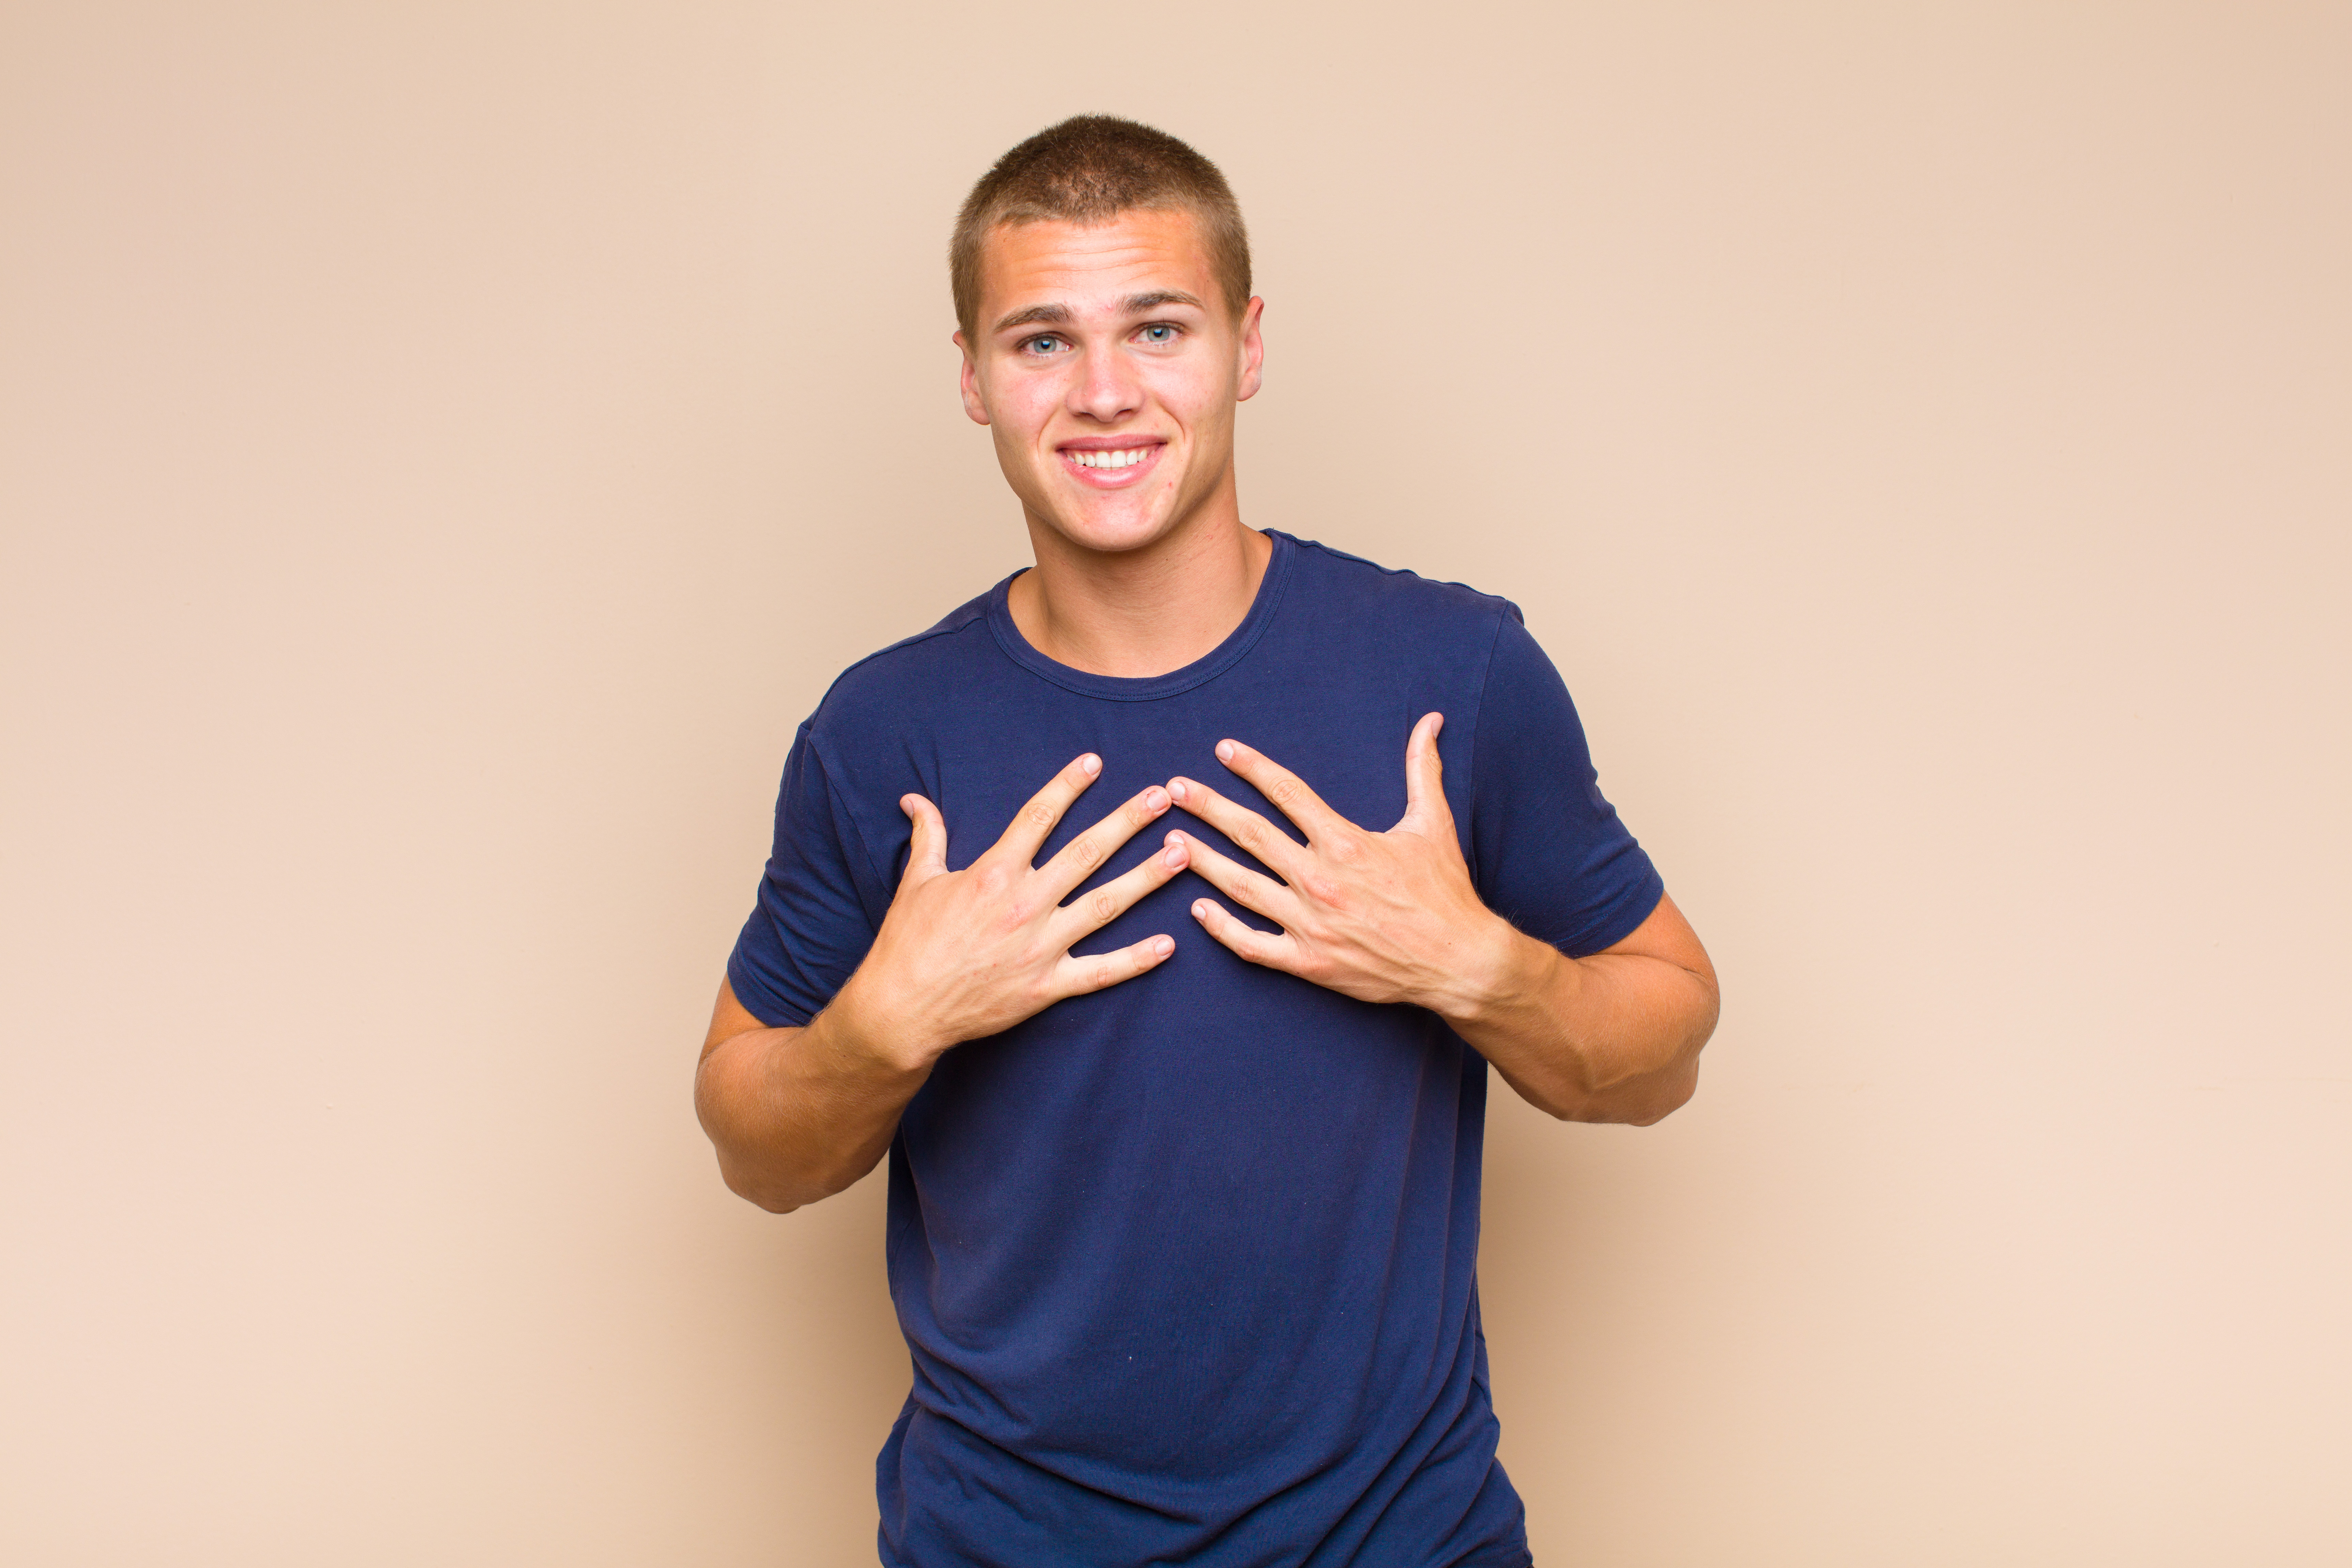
[976, 208, 1218, 326]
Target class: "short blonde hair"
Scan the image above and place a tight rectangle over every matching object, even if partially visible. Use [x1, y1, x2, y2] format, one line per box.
[950, 115, 1252, 338]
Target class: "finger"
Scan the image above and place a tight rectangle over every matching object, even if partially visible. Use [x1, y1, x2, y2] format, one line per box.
[1052, 932, 1177, 998]
[1036, 785, 1172, 900]
[1051, 834, 1192, 943]
[1163, 774, 1307, 876]
[1210, 739, 1348, 840]
[990, 753, 1102, 865]
[1188, 896, 1299, 972]
[1397, 712, 1452, 832]
[1165, 831, 1300, 924]
[899, 794, 948, 885]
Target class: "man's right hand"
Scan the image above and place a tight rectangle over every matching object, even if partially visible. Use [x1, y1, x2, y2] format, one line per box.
[695, 753, 1187, 1211]
[831, 752, 1189, 1070]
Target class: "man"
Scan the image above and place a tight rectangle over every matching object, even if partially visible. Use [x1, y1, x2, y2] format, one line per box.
[697, 116, 1718, 1567]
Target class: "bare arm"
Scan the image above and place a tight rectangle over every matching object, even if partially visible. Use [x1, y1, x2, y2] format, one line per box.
[1166, 714, 1719, 1126]
[694, 981, 925, 1213]
[696, 754, 1192, 1212]
[1444, 891, 1716, 1124]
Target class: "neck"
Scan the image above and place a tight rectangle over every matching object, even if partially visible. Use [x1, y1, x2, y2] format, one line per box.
[1008, 488, 1271, 679]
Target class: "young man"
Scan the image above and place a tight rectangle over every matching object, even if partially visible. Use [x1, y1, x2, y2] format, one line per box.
[697, 117, 1718, 1568]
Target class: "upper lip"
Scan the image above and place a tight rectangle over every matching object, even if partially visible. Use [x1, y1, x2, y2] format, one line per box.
[1057, 436, 1167, 452]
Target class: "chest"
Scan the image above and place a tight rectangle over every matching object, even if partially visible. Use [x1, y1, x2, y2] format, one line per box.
[915, 677, 1469, 889]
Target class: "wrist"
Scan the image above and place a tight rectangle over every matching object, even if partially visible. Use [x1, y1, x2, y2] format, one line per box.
[821, 968, 949, 1078]
[1427, 912, 1559, 1027]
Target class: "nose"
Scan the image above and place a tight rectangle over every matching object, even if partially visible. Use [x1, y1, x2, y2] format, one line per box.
[1070, 342, 1143, 424]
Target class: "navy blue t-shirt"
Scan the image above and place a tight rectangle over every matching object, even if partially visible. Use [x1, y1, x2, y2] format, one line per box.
[729, 530, 1662, 1568]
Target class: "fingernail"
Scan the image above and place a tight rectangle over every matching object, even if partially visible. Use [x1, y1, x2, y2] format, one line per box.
[1081, 754, 1101, 776]
[1216, 740, 1236, 763]
[1192, 899, 1211, 918]
[1152, 935, 1174, 956]
[1145, 786, 1167, 811]
[1163, 844, 1187, 868]
[1168, 779, 1188, 801]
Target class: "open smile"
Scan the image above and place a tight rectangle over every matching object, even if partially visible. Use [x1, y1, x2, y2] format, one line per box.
[1060, 441, 1166, 488]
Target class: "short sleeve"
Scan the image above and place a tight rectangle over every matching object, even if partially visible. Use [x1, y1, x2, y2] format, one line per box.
[1467, 611, 1665, 958]
[726, 723, 890, 1028]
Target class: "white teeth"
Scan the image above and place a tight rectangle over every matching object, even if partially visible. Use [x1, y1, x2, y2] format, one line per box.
[1072, 447, 1150, 469]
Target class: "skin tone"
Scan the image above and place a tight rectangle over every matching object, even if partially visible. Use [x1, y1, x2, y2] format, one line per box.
[962, 205, 1270, 678]
[695, 208, 1719, 1212]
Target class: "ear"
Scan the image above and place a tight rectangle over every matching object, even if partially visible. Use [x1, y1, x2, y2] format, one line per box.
[954, 331, 991, 426]
[1234, 296, 1266, 403]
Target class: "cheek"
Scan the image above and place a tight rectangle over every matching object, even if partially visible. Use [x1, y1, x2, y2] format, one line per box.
[994, 376, 1067, 446]
[1160, 347, 1241, 417]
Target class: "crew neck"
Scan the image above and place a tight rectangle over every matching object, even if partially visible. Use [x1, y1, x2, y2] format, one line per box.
[984, 529, 1297, 702]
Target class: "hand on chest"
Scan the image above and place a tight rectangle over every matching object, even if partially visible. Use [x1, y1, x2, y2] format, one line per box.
[932, 704, 1440, 899]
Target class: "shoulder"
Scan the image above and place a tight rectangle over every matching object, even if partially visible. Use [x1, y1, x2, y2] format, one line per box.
[803, 586, 1005, 743]
[1276, 531, 1524, 648]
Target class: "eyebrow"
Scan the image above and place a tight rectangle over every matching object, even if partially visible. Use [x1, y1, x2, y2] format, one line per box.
[990, 290, 1207, 335]
[993, 302, 1071, 333]
[1119, 290, 1205, 315]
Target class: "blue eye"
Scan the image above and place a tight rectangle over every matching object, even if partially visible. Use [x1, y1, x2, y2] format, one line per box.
[1140, 325, 1176, 344]
[1025, 335, 1067, 355]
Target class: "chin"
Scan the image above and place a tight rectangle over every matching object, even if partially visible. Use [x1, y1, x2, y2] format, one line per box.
[1040, 499, 1184, 557]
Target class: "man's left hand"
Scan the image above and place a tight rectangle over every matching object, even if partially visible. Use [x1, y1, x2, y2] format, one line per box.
[1163, 713, 1512, 1018]
[1167, 712, 1717, 1122]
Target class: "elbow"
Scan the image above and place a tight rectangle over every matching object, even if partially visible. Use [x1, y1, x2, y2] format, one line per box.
[1548, 1044, 1706, 1126]
[691, 1081, 884, 1213]
[1547, 1063, 1697, 1126]
[694, 1076, 815, 1213]
[1622, 1059, 1700, 1125]
[713, 1135, 879, 1212]
[718, 1156, 807, 1215]
[1536, 958, 1718, 1126]
[1617, 981, 1718, 1125]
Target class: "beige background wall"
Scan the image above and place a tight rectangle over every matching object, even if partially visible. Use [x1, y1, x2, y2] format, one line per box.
[3, 3, 2345, 1563]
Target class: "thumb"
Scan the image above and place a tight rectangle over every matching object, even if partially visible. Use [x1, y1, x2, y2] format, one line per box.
[1398, 712, 1451, 831]
[899, 794, 948, 885]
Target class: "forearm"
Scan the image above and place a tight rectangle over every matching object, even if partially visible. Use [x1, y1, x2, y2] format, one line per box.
[694, 990, 933, 1213]
[1441, 917, 1719, 1125]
